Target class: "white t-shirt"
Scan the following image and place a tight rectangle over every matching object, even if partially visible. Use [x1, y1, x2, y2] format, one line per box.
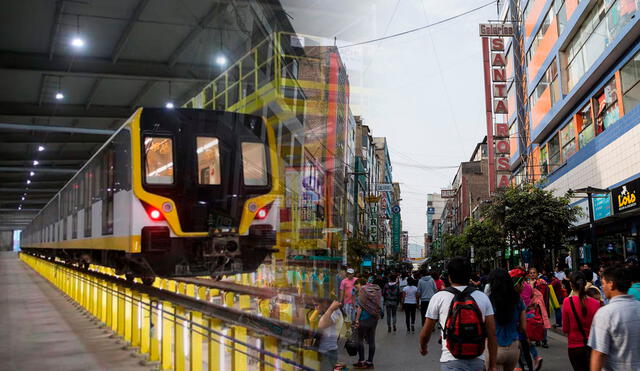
[402, 285, 418, 304]
[554, 271, 566, 281]
[318, 310, 344, 352]
[565, 255, 573, 269]
[425, 285, 494, 363]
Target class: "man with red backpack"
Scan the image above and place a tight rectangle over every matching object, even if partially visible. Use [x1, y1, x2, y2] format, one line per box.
[418, 257, 497, 371]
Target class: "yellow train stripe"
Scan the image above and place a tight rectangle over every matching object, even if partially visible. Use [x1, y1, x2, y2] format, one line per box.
[26, 235, 140, 252]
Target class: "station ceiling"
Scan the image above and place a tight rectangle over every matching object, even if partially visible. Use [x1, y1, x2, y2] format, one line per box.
[0, 0, 292, 230]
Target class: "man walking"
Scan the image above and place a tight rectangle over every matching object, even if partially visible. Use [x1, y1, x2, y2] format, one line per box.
[340, 268, 358, 323]
[417, 269, 438, 326]
[419, 257, 497, 371]
[589, 266, 640, 370]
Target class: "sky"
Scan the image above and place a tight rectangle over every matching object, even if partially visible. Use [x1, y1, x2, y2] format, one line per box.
[283, 0, 499, 246]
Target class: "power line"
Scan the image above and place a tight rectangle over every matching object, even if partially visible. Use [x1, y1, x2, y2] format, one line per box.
[338, 1, 497, 49]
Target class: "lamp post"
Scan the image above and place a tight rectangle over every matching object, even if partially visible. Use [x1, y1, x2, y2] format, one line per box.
[571, 187, 610, 269]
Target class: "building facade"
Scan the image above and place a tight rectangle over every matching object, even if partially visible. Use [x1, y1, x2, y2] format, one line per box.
[497, 0, 640, 263]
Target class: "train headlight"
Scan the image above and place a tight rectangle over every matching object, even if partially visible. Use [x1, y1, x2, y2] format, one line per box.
[150, 209, 162, 221]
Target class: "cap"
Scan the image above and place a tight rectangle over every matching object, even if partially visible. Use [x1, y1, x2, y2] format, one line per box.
[346, 268, 355, 274]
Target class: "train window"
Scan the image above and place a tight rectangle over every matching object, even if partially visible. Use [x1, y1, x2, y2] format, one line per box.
[144, 137, 174, 184]
[196, 137, 221, 185]
[241, 142, 268, 186]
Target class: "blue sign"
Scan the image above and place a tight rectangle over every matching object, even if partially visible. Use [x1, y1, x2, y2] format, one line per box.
[427, 207, 435, 214]
[361, 259, 372, 267]
[592, 194, 611, 221]
[392, 205, 401, 214]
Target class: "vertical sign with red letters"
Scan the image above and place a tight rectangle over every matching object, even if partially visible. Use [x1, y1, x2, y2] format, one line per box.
[480, 24, 514, 192]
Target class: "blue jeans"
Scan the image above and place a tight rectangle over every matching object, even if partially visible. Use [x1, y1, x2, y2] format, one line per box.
[554, 307, 562, 326]
[320, 349, 338, 371]
[440, 358, 484, 371]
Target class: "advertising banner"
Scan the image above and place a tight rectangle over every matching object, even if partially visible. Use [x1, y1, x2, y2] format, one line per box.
[592, 194, 612, 220]
[612, 178, 639, 214]
[392, 213, 401, 253]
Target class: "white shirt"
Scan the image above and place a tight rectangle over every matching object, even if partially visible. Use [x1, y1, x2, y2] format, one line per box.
[565, 255, 573, 269]
[318, 310, 343, 352]
[425, 285, 495, 363]
[402, 285, 418, 304]
[554, 271, 566, 281]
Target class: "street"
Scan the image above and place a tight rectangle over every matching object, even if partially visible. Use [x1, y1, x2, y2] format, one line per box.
[338, 321, 571, 370]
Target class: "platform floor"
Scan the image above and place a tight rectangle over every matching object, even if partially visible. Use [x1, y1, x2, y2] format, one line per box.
[0, 252, 153, 371]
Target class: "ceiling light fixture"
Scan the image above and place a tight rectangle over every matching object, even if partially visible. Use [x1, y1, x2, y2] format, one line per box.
[26, 180, 31, 184]
[18, 206, 22, 210]
[55, 92, 64, 100]
[215, 55, 227, 66]
[71, 37, 85, 48]
[29, 171, 34, 176]
[38, 145, 45, 151]
[21, 196, 25, 201]
[33, 160, 39, 166]
[165, 102, 174, 109]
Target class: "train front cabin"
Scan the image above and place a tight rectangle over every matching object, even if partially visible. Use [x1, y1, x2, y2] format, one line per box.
[21, 108, 281, 281]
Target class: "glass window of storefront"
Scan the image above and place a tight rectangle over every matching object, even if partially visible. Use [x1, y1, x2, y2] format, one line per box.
[565, 0, 638, 92]
[621, 50, 640, 112]
[560, 119, 577, 160]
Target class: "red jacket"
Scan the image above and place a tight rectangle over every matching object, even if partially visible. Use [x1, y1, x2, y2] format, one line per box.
[562, 296, 600, 348]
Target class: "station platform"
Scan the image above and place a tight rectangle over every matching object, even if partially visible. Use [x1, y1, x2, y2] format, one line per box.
[0, 252, 152, 371]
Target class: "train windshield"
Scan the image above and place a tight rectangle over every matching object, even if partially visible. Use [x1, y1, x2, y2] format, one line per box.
[241, 142, 268, 186]
[144, 137, 174, 184]
[196, 137, 221, 185]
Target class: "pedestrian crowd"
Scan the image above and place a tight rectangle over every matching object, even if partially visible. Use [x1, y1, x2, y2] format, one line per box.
[315, 256, 640, 371]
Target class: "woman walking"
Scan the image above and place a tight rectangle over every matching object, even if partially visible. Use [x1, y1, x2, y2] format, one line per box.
[354, 278, 383, 369]
[562, 271, 600, 370]
[382, 275, 400, 332]
[401, 278, 418, 333]
[487, 269, 527, 371]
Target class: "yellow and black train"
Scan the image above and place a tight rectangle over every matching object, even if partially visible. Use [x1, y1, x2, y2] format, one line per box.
[21, 108, 280, 282]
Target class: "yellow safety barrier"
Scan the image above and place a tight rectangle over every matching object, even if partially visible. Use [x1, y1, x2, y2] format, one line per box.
[19, 253, 322, 371]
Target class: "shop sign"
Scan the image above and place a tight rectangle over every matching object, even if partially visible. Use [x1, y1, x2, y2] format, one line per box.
[592, 194, 611, 221]
[441, 189, 455, 198]
[376, 183, 393, 192]
[427, 207, 435, 214]
[479, 23, 515, 37]
[612, 178, 640, 214]
[392, 213, 401, 253]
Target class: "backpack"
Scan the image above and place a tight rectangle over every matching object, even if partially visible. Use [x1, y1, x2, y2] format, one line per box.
[384, 283, 400, 301]
[443, 287, 487, 359]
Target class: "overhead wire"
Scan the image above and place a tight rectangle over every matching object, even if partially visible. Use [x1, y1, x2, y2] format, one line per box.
[338, 1, 498, 48]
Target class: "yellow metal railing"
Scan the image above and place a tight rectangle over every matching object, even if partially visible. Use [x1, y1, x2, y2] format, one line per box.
[19, 253, 321, 371]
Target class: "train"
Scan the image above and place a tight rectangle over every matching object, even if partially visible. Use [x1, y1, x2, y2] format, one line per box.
[21, 108, 281, 283]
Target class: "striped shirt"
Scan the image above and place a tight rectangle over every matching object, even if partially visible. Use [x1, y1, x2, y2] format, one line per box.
[588, 295, 640, 370]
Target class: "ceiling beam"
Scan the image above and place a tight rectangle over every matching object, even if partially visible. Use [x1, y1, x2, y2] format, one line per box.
[0, 188, 58, 193]
[0, 152, 93, 162]
[0, 167, 77, 174]
[0, 208, 39, 212]
[0, 122, 115, 135]
[84, 78, 103, 110]
[0, 51, 213, 83]
[0, 200, 49, 206]
[129, 80, 157, 109]
[0, 102, 133, 120]
[48, 0, 66, 60]
[112, 0, 152, 63]
[167, 1, 224, 67]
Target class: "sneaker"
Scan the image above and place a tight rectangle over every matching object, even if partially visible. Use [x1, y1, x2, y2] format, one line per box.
[364, 361, 375, 369]
[388, 326, 391, 333]
[393, 325, 396, 332]
[541, 341, 549, 348]
[353, 361, 366, 369]
[534, 356, 543, 371]
[411, 325, 415, 332]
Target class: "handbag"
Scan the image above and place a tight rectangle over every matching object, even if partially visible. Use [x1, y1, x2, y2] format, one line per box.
[344, 324, 358, 356]
[526, 304, 545, 341]
[569, 296, 592, 350]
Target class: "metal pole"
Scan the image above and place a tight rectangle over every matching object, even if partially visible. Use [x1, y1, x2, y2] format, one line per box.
[587, 192, 599, 268]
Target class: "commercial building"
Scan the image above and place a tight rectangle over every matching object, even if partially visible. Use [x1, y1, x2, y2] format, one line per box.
[425, 193, 446, 257]
[496, 0, 640, 263]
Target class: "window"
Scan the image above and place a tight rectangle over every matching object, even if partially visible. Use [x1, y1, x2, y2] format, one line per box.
[560, 120, 577, 160]
[565, 0, 637, 91]
[577, 103, 595, 147]
[196, 137, 221, 185]
[527, 9, 554, 64]
[242, 142, 268, 186]
[531, 60, 560, 108]
[622, 50, 640, 112]
[144, 137, 174, 184]
[540, 145, 548, 176]
[548, 134, 562, 172]
[555, 0, 568, 35]
[594, 79, 620, 133]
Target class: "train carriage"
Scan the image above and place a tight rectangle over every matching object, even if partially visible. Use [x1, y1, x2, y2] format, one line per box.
[21, 108, 280, 282]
